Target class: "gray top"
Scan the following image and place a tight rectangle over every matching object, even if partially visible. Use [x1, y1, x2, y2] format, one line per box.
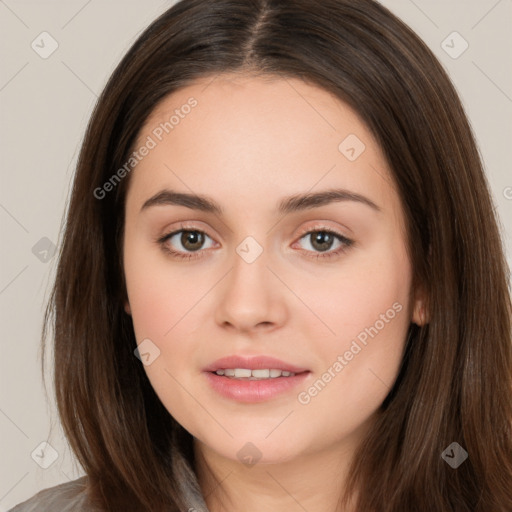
[8, 472, 210, 511]
[8, 477, 96, 512]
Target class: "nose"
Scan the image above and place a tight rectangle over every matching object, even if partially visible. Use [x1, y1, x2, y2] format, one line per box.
[214, 243, 288, 333]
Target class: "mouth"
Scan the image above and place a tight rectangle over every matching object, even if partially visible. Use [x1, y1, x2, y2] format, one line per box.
[203, 355, 311, 402]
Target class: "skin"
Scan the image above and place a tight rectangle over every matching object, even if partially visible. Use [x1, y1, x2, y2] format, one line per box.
[122, 73, 427, 512]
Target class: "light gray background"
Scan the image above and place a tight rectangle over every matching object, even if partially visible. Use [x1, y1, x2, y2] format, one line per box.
[1, 0, 511, 509]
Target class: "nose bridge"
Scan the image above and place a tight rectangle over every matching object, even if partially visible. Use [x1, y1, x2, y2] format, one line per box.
[214, 235, 285, 330]
[227, 236, 272, 303]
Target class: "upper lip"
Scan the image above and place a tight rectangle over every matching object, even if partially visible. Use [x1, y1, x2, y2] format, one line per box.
[203, 355, 309, 373]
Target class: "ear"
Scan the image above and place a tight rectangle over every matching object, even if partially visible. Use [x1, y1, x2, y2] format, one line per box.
[124, 300, 132, 315]
[411, 285, 428, 326]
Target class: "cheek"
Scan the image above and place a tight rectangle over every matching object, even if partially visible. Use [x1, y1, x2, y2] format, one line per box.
[297, 240, 411, 356]
[125, 271, 174, 342]
[123, 240, 218, 397]
[123, 240, 201, 341]
[296, 243, 412, 422]
[123, 245, 205, 429]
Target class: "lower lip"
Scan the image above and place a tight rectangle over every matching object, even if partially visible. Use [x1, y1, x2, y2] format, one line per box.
[204, 371, 310, 403]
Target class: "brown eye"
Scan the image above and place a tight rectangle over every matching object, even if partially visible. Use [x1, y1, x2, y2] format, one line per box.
[179, 230, 205, 251]
[159, 229, 215, 257]
[309, 231, 336, 252]
[296, 229, 354, 260]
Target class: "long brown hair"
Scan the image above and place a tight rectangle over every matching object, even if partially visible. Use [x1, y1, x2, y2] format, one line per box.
[42, 0, 512, 510]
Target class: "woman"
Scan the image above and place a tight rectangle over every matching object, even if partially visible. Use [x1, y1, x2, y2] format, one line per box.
[10, 0, 512, 510]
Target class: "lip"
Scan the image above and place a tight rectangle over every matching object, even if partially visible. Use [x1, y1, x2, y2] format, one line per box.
[203, 355, 309, 373]
[203, 355, 310, 403]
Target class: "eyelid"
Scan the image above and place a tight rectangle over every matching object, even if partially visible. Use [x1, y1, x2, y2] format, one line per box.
[156, 222, 217, 246]
[157, 220, 214, 239]
[295, 221, 351, 239]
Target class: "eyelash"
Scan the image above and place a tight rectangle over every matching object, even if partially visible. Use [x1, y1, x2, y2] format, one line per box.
[156, 223, 354, 261]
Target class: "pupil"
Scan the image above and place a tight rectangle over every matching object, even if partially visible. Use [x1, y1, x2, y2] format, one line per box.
[312, 232, 333, 252]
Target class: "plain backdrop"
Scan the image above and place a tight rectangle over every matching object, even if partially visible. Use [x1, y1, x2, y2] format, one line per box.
[1, 0, 511, 509]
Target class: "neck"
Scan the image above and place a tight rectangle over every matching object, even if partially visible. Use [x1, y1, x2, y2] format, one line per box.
[193, 439, 359, 512]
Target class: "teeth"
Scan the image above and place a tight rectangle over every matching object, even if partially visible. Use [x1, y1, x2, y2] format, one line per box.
[214, 368, 296, 379]
[252, 369, 270, 378]
[234, 368, 252, 378]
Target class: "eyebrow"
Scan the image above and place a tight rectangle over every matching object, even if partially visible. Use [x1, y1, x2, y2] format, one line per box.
[140, 188, 381, 215]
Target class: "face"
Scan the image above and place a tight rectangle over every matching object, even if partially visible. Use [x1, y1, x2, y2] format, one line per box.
[122, 73, 425, 467]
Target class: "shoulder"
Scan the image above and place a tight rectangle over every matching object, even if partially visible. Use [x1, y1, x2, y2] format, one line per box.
[8, 476, 97, 512]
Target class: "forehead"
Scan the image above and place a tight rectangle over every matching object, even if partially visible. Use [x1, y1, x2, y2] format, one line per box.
[139, 73, 371, 153]
[127, 73, 397, 216]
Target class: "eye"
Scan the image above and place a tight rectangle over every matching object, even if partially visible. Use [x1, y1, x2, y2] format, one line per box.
[295, 228, 354, 260]
[157, 225, 216, 260]
[156, 224, 354, 261]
